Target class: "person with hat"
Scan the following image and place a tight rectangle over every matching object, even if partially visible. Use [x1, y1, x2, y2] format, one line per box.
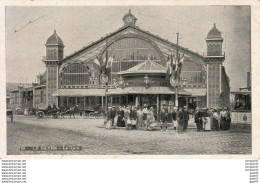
[212, 108, 220, 131]
[111, 106, 116, 128]
[220, 107, 227, 130]
[124, 106, 131, 130]
[177, 106, 184, 134]
[183, 106, 189, 131]
[137, 107, 144, 129]
[160, 104, 168, 131]
[172, 107, 178, 132]
[194, 107, 203, 132]
[106, 107, 113, 129]
[224, 107, 231, 130]
[146, 106, 154, 131]
[142, 104, 149, 129]
[130, 106, 138, 129]
[117, 106, 125, 127]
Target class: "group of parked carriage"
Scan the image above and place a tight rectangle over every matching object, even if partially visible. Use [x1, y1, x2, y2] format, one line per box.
[35, 105, 105, 119]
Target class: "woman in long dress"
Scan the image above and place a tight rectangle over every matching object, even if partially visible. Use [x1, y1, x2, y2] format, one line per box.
[204, 109, 211, 131]
[146, 107, 154, 130]
[137, 107, 144, 128]
[212, 109, 220, 131]
[130, 106, 138, 129]
[142, 104, 149, 128]
[124, 106, 131, 130]
[220, 108, 227, 130]
[117, 106, 125, 127]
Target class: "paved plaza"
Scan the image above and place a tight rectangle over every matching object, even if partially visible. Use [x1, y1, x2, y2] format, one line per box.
[6, 115, 251, 155]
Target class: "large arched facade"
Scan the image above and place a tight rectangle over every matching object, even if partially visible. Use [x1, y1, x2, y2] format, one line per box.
[99, 35, 165, 84]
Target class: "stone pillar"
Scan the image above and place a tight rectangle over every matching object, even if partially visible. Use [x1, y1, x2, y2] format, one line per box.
[126, 95, 128, 105]
[33, 87, 35, 108]
[111, 96, 113, 106]
[185, 96, 188, 106]
[84, 97, 86, 109]
[157, 95, 160, 121]
[119, 96, 121, 106]
[101, 96, 104, 108]
[66, 97, 69, 107]
[135, 95, 138, 107]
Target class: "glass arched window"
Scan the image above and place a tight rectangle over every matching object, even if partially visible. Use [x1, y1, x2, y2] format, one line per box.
[101, 37, 161, 83]
[180, 61, 204, 84]
[61, 63, 90, 86]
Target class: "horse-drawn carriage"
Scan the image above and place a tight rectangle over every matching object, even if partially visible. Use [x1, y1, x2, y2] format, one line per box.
[36, 108, 59, 119]
[36, 105, 79, 119]
[83, 108, 105, 118]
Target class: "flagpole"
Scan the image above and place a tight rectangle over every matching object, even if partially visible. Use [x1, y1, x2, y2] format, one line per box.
[175, 32, 179, 108]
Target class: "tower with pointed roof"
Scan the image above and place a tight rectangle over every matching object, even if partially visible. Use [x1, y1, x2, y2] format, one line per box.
[204, 23, 225, 108]
[122, 9, 137, 26]
[43, 30, 65, 106]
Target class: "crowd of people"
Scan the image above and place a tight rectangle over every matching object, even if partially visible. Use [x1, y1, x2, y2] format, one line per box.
[194, 107, 231, 132]
[105, 104, 232, 133]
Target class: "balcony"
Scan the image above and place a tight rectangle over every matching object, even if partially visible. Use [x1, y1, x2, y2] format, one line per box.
[203, 51, 225, 57]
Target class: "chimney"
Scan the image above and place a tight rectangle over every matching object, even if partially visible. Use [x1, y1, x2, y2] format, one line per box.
[247, 72, 251, 90]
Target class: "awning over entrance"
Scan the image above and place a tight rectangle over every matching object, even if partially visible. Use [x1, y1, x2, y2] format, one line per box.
[107, 86, 191, 95]
[52, 87, 191, 97]
[184, 88, 207, 96]
[52, 89, 106, 97]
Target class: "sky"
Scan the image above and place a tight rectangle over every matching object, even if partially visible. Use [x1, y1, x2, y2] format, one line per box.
[5, 6, 251, 91]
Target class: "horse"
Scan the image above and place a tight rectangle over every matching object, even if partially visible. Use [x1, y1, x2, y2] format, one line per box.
[59, 105, 78, 119]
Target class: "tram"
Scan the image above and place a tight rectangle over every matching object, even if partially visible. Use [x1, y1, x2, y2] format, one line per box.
[230, 90, 251, 132]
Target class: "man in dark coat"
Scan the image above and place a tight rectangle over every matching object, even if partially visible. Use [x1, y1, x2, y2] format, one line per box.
[177, 106, 184, 134]
[183, 106, 189, 131]
[194, 107, 203, 132]
[225, 107, 231, 130]
[47, 104, 52, 111]
[106, 107, 112, 122]
[53, 103, 57, 110]
[160, 104, 168, 131]
[130, 106, 138, 129]
[111, 106, 116, 127]
[117, 106, 125, 127]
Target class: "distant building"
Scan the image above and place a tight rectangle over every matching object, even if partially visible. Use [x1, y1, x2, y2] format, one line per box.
[9, 84, 33, 112]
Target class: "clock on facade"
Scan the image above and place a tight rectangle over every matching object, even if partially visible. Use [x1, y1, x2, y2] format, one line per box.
[126, 16, 133, 23]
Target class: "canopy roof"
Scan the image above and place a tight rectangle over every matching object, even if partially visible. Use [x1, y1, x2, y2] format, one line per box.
[118, 60, 167, 75]
[107, 86, 190, 95]
[52, 86, 191, 96]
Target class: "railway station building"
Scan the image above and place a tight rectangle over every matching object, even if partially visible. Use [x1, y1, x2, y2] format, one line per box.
[9, 10, 230, 116]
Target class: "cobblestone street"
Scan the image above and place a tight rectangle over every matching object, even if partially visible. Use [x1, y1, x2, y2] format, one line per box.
[7, 115, 251, 155]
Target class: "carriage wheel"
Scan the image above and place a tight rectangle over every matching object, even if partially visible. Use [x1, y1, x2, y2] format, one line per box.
[52, 113, 58, 119]
[37, 111, 44, 119]
[83, 113, 88, 119]
[47, 111, 52, 118]
[89, 112, 94, 117]
[99, 112, 105, 118]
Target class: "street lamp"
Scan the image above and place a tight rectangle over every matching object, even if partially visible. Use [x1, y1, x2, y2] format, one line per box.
[144, 74, 150, 88]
